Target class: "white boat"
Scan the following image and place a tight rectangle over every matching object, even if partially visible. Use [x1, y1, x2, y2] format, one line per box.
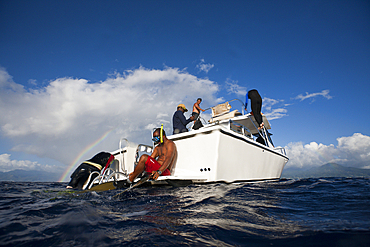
[85, 100, 289, 190]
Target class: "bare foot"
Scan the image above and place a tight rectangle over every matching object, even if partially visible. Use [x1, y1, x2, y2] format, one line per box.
[66, 186, 72, 189]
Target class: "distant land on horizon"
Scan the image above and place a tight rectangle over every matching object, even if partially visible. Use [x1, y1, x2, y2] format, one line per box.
[282, 163, 370, 179]
[0, 169, 61, 182]
[0, 163, 369, 182]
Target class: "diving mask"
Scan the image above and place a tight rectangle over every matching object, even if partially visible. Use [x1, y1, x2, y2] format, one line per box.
[152, 136, 160, 145]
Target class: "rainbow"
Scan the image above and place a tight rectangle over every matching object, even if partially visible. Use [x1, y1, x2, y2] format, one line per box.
[58, 129, 114, 182]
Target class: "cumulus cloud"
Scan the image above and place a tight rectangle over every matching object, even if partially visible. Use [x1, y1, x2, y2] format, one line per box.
[0, 66, 219, 168]
[285, 133, 370, 169]
[294, 89, 333, 102]
[0, 153, 58, 173]
[196, 59, 214, 73]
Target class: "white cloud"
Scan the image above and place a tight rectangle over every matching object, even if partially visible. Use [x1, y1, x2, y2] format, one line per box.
[261, 90, 332, 121]
[196, 59, 214, 73]
[285, 133, 370, 169]
[263, 108, 288, 120]
[260, 97, 287, 120]
[294, 89, 333, 102]
[0, 66, 24, 92]
[225, 79, 247, 96]
[28, 79, 37, 86]
[0, 153, 57, 172]
[263, 97, 282, 111]
[0, 66, 219, 168]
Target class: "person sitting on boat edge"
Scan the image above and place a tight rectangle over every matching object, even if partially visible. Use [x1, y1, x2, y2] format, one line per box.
[192, 98, 205, 121]
[245, 89, 264, 129]
[125, 128, 177, 185]
[173, 103, 194, 134]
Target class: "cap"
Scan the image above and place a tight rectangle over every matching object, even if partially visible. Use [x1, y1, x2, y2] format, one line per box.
[177, 104, 188, 112]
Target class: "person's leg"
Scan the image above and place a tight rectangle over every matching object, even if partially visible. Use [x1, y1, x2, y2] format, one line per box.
[67, 164, 89, 189]
[192, 112, 199, 123]
[128, 154, 149, 182]
[250, 93, 263, 127]
[251, 102, 262, 126]
[143, 157, 171, 175]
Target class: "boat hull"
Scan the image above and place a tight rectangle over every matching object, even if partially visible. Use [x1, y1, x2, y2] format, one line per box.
[96, 114, 288, 188]
[167, 125, 288, 183]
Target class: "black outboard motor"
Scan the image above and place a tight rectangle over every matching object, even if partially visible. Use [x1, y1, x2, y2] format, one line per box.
[67, 152, 112, 189]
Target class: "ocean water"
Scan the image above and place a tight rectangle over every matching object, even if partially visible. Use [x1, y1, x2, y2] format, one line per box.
[0, 178, 369, 247]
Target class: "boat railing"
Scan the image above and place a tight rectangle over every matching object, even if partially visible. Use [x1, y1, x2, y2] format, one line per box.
[84, 138, 137, 190]
[228, 118, 277, 149]
[227, 98, 245, 115]
[274, 147, 287, 156]
[86, 166, 127, 190]
[83, 171, 100, 190]
[134, 144, 153, 167]
[228, 120, 253, 139]
[119, 138, 129, 174]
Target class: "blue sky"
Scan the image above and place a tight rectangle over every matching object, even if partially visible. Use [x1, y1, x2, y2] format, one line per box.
[0, 0, 369, 180]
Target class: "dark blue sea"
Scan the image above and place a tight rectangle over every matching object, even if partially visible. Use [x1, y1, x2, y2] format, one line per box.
[1, 178, 369, 247]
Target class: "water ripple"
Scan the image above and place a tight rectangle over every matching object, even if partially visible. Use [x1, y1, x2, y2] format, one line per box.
[0, 178, 369, 246]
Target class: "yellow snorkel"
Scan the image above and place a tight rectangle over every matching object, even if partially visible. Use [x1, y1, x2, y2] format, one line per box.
[160, 124, 163, 143]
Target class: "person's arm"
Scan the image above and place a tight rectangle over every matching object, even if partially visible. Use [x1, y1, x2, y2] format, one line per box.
[149, 146, 160, 180]
[160, 144, 175, 172]
[178, 111, 192, 125]
[153, 143, 176, 180]
[151, 143, 176, 180]
[150, 146, 158, 159]
[245, 92, 249, 110]
[195, 103, 205, 112]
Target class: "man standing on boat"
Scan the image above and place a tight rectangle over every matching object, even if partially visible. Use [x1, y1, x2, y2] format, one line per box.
[172, 104, 194, 134]
[192, 98, 205, 121]
[126, 128, 177, 183]
[245, 89, 264, 129]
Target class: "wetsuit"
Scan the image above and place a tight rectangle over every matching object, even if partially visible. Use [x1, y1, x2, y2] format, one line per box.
[67, 152, 112, 189]
[67, 162, 101, 189]
[245, 89, 263, 126]
[172, 110, 192, 134]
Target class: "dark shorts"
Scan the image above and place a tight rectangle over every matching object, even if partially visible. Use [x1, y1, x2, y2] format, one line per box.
[144, 156, 171, 175]
[192, 112, 199, 119]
